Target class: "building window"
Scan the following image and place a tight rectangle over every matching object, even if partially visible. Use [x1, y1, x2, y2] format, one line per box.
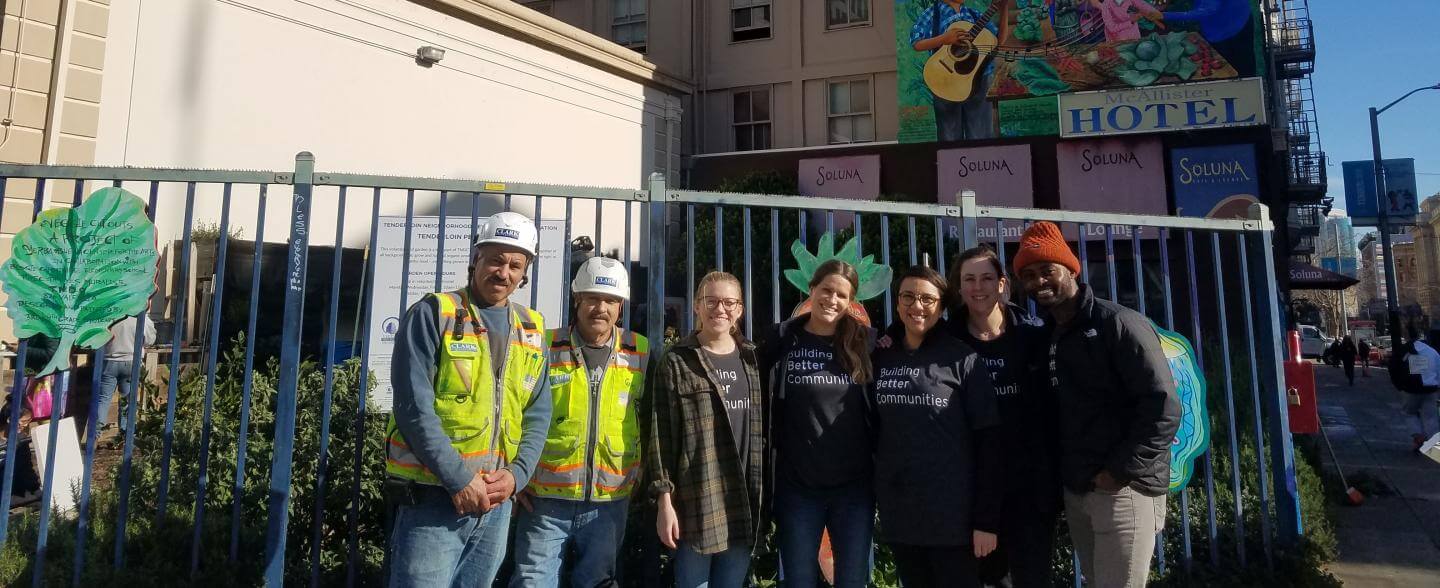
[731, 0, 772, 43]
[733, 88, 772, 151]
[826, 0, 870, 29]
[612, 0, 647, 53]
[518, 0, 553, 15]
[827, 79, 873, 144]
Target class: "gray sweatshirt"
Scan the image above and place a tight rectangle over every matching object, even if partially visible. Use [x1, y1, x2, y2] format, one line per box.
[104, 316, 157, 360]
[390, 293, 552, 495]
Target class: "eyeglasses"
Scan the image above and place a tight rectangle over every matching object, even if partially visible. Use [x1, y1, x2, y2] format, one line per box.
[701, 297, 743, 311]
[898, 292, 941, 308]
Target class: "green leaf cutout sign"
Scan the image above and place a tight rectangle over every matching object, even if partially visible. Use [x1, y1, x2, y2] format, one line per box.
[783, 233, 892, 301]
[2, 187, 158, 376]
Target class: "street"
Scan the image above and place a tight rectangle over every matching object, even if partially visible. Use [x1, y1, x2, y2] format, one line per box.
[1314, 361, 1440, 586]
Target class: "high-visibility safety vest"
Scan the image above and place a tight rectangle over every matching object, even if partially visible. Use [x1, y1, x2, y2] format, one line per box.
[385, 289, 547, 486]
[528, 327, 648, 501]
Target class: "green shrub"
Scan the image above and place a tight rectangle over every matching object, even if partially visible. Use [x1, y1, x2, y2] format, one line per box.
[0, 334, 387, 586]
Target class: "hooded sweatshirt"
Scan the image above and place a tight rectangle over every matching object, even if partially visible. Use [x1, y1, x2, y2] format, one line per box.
[870, 320, 1003, 546]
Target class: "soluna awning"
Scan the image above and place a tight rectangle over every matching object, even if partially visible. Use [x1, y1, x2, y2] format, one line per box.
[1288, 261, 1360, 291]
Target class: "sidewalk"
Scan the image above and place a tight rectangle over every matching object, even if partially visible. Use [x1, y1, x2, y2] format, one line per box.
[1312, 361, 1440, 587]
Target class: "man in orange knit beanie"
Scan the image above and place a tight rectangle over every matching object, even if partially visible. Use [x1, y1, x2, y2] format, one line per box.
[1015, 221, 1179, 588]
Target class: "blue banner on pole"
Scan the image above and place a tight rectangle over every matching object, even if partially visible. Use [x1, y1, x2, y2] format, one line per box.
[1342, 158, 1418, 226]
[1170, 145, 1260, 219]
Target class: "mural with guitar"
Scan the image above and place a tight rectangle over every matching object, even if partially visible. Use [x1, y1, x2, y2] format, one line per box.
[895, 0, 1265, 144]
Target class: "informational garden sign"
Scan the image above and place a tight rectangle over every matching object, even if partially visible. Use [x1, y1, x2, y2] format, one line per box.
[1, 187, 159, 376]
[365, 216, 565, 412]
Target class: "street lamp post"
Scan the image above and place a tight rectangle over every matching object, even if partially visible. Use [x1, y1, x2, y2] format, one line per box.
[1369, 82, 1439, 342]
[1334, 220, 1347, 337]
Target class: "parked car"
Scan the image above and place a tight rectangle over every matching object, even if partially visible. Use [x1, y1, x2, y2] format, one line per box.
[1298, 324, 1333, 359]
[1373, 336, 1398, 364]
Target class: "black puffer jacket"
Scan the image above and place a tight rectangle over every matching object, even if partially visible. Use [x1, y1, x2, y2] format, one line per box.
[1048, 285, 1180, 497]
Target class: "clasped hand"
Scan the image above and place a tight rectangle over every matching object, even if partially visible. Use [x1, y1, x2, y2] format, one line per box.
[451, 469, 517, 515]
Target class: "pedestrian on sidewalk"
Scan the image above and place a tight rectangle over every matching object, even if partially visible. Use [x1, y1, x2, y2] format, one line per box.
[1014, 222, 1180, 588]
[96, 314, 157, 432]
[1358, 339, 1371, 377]
[1391, 330, 1440, 452]
[1340, 336, 1358, 386]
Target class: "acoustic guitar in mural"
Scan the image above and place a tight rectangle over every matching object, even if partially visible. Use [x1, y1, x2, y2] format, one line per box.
[922, 2, 1003, 103]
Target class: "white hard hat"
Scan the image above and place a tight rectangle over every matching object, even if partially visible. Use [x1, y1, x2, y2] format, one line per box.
[474, 211, 538, 257]
[571, 256, 630, 301]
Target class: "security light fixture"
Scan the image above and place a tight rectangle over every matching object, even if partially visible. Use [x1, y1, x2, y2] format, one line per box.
[416, 45, 445, 67]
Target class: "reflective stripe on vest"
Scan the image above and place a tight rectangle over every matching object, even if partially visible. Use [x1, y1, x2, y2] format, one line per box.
[385, 290, 546, 486]
[529, 327, 648, 501]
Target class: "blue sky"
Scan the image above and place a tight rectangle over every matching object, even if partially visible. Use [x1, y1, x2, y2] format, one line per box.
[1311, 0, 1440, 213]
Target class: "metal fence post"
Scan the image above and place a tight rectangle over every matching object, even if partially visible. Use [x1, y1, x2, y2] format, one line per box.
[959, 190, 979, 250]
[263, 152, 317, 585]
[1246, 203, 1303, 547]
[646, 173, 668, 349]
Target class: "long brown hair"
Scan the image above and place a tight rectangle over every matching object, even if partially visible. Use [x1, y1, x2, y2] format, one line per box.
[693, 270, 744, 338]
[808, 260, 872, 385]
[947, 245, 1010, 308]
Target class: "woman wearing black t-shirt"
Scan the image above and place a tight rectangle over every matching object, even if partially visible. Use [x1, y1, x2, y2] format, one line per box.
[947, 246, 1061, 588]
[758, 259, 876, 587]
[871, 265, 1002, 588]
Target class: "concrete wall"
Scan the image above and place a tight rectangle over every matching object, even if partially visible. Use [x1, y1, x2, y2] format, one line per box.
[94, 0, 681, 252]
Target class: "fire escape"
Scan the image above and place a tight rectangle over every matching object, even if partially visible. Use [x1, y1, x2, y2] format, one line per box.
[1270, 0, 1328, 257]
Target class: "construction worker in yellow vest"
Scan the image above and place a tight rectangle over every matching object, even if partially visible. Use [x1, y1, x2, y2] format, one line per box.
[509, 256, 650, 588]
[385, 211, 554, 587]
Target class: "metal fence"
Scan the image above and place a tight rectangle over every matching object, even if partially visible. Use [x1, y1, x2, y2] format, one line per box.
[0, 153, 1299, 586]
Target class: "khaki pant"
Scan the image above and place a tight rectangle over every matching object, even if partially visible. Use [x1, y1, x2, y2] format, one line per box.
[1063, 487, 1166, 587]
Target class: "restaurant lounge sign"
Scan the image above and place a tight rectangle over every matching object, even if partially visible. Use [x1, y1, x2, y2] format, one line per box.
[1059, 78, 1266, 138]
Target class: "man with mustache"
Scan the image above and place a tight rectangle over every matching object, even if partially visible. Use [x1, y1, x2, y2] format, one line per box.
[385, 211, 553, 587]
[1014, 221, 1179, 588]
[509, 256, 650, 587]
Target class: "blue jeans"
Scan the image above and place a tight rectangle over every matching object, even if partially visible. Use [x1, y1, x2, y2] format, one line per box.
[775, 478, 874, 588]
[387, 487, 513, 587]
[96, 357, 136, 429]
[509, 496, 629, 588]
[673, 541, 751, 588]
[931, 71, 994, 141]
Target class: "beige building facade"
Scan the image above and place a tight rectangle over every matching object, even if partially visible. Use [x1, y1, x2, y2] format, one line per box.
[1, 0, 112, 205]
[520, 0, 899, 155]
[1, 0, 113, 341]
[1393, 240, 1420, 314]
[1410, 194, 1440, 326]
